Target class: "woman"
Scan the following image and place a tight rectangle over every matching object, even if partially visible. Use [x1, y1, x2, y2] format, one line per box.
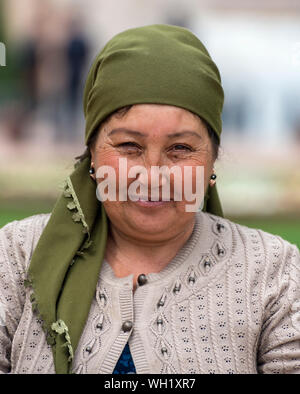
[0, 24, 299, 374]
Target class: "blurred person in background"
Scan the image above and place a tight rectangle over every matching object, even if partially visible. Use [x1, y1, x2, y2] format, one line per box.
[30, 12, 67, 142]
[65, 17, 89, 139]
[11, 7, 89, 144]
[0, 24, 299, 375]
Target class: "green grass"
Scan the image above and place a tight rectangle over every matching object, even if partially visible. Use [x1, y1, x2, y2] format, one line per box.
[0, 203, 299, 249]
[0, 209, 49, 228]
[0, 200, 54, 229]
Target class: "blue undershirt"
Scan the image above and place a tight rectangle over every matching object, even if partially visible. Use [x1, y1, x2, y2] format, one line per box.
[112, 342, 136, 374]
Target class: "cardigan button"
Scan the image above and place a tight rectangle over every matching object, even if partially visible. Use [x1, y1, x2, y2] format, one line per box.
[99, 293, 106, 301]
[217, 248, 225, 256]
[161, 347, 168, 354]
[217, 223, 225, 232]
[137, 274, 147, 286]
[122, 320, 133, 332]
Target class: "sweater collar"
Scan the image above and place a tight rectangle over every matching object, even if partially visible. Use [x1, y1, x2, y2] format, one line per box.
[100, 211, 231, 287]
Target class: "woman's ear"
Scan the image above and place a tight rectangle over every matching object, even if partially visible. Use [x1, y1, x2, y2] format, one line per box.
[89, 137, 97, 166]
[89, 147, 94, 163]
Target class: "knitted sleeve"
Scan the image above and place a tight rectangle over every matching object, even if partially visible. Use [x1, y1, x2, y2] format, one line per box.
[0, 215, 50, 373]
[257, 240, 300, 374]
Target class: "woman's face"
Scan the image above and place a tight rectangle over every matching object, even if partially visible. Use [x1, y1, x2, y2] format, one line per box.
[90, 104, 216, 243]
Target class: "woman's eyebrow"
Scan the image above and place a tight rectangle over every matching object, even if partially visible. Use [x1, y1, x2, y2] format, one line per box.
[167, 131, 202, 139]
[108, 128, 146, 138]
[108, 128, 202, 139]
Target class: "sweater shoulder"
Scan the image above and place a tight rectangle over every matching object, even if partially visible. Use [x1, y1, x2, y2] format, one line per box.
[0, 214, 51, 328]
[228, 215, 299, 260]
[0, 214, 51, 272]
[204, 212, 298, 252]
[201, 212, 299, 276]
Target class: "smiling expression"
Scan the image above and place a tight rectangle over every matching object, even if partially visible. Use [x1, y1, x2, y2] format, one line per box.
[90, 104, 216, 243]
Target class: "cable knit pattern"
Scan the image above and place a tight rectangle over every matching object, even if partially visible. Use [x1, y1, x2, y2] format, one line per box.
[0, 212, 299, 374]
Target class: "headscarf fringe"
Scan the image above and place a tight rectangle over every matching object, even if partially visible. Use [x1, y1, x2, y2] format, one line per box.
[64, 178, 90, 237]
[63, 178, 94, 267]
[51, 319, 74, 363]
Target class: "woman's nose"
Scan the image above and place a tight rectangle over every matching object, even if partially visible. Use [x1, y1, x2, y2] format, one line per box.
[138, 150, 164, 183]
[143, 148, 164, 168]
[137, 165, 169, 189]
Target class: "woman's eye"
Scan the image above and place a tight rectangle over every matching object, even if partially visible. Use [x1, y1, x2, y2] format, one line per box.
[170, 144, 192, 152]
[116, 142, 141, 152]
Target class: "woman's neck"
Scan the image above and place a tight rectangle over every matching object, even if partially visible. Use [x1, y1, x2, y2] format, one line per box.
[104, 219, 195, 282]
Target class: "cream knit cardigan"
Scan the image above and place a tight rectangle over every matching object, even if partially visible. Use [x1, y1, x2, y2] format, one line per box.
[0, 212, 299, 374]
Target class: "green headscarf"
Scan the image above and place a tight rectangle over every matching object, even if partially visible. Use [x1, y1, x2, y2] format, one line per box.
[25, 24, 224, 374]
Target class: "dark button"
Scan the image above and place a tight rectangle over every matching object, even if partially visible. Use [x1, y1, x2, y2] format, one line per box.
[204, 260, 211, 267]
[122, 320, 133, 332]
[217, 223, 225, 232]
[217, 247, 225, 256]
[137, 274, 147, 286]
[173, 281, 181, 294]
[161, 347, 168, 354]
[85, 346, 92, 353]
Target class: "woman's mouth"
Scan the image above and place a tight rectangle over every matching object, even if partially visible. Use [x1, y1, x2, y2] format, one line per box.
[134, 198, 173, 208]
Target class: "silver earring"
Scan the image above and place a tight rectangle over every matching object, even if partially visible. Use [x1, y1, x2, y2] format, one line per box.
[89, 161, 95, 175]
[209, 172, 217, 187]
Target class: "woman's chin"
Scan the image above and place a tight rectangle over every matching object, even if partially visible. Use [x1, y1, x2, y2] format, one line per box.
[125, 201, 179, 235]
[104, 200, 193, 240]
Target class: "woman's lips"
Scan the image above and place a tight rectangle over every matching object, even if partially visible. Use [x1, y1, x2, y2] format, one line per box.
[134, 198, 173, 208]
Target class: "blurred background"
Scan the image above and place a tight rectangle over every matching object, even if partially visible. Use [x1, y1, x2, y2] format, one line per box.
[0, 0, 299, 247]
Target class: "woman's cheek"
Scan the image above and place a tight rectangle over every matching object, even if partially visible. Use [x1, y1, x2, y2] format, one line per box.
[95, 148, 120, 168]
[95, 153, 140, 201]
[178, 161, 209, 193]
[170, 161, 211, 212]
